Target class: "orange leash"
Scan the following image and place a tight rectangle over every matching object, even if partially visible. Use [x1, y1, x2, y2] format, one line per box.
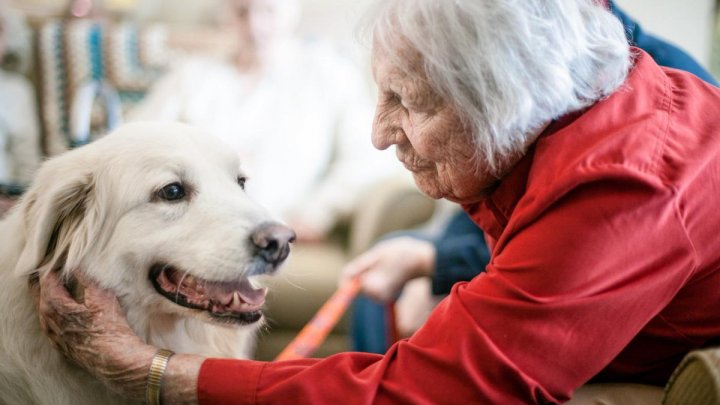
[274, 277, 362, 361]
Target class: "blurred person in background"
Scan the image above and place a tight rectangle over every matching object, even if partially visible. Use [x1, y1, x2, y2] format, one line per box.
[64, 0, 107, 19]
[0, 4, 41, 216]
[129, 0, 398, 242]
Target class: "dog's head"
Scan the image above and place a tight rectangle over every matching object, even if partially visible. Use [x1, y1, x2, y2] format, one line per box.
[14, 122, 294, 327]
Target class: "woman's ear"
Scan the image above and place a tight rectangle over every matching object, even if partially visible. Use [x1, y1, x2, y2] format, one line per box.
[14, 169, 96, 277]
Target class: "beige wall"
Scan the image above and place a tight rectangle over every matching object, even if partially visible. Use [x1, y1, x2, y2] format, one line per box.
[304, 0, 718, 71]
[298, 0, 718, 70]
[614, 0, 716, 68]
[9, 0, 716, 68]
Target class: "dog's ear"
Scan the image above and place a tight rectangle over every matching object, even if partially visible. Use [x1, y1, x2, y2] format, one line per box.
[14, 170, 96, 277]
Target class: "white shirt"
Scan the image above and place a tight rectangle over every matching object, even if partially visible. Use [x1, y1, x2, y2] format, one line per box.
[128, 39, 400, 231]
[0, 69, 41, 185]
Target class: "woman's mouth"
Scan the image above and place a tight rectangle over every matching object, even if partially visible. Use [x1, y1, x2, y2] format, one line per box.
[396, 149, 432, 172]
[400, 159, 430, 172]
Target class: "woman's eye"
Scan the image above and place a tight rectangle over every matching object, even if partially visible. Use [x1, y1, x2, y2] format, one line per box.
[383, 91, 401, 105]
[158, 183, 186, 201]
[237, 176, 247, 190]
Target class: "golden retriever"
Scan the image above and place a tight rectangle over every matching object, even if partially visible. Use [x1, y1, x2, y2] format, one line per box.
[0, 122, 294, 404]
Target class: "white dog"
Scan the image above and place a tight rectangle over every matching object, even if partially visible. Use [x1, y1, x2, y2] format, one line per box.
[0, 122, 295, 404]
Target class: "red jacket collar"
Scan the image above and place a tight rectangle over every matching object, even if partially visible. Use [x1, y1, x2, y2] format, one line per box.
[463, 48, 656, 242]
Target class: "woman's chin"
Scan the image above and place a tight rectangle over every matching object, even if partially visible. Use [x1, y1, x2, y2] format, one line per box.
[411, 175, 443, 200]
[444, 194, 489, 205]
[412, 174, 493, 205]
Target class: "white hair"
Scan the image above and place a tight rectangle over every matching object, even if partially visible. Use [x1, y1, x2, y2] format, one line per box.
[367, 0, 631, 174]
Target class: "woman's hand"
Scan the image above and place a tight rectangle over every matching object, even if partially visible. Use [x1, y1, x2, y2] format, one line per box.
[30, 270, 157, 401]
[341, 237, 436, 303]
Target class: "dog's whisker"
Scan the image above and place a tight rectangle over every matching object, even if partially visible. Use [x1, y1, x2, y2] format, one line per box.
[175, 270, 191, 303]
[278, 273, 307, 291]
[255, 323, 272, 339]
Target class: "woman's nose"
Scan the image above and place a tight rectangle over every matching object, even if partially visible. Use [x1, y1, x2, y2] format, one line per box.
[371, 109, 404, 150]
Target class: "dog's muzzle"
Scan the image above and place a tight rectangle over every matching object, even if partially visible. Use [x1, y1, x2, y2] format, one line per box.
[148, 221, 295, 325]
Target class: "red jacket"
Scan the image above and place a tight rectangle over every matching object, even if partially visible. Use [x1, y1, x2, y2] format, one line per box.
[198, 50, 720, 404]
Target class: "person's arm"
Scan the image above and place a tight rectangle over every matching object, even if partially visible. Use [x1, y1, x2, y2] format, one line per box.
[198, 166, 693, 403]
[36, 271, 205, 404]
[341, 212, 490, 302]
[341, 236, 435, 303]
[431, 211, 490, 295]
[163, 354, 203, 404]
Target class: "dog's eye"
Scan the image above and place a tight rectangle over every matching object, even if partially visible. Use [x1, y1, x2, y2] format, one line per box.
[237, 176, 247, 190]
[158, 183, 186, 201]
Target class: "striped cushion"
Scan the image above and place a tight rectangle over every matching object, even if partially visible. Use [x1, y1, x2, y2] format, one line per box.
[664, 348, 720, 405]
[36, 20, 170, 154]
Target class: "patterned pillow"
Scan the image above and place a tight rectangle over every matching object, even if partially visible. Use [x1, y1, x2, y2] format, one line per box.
[37, 20, 170, 155]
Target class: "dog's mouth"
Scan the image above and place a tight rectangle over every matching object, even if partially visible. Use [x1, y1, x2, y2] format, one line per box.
[149, 265, 266, 325]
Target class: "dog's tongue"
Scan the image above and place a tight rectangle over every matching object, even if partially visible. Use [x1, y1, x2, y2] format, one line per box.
[202, 277, 267, 311]
[233, 278, 267, 306]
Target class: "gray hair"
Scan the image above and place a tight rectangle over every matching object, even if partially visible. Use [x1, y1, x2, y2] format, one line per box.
[367, 0, 631, 174]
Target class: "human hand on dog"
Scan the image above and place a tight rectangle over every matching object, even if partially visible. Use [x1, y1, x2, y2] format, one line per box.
[340, 237, 436, 303]
[31, 270, 206, 404]
[30, 270, 156, 401]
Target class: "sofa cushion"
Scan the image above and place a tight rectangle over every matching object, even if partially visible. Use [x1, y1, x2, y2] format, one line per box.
[664, 347, 720, 405]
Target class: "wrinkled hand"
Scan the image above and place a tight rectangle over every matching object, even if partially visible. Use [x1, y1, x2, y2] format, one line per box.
[29, 270, 156, 401]
[341, 237, 436, 303]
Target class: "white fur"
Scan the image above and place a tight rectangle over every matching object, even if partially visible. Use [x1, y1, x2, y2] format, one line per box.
[0, 122, 279, 404]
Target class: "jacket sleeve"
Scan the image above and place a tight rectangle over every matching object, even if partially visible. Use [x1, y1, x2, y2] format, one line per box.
[197, 167, 694, 404]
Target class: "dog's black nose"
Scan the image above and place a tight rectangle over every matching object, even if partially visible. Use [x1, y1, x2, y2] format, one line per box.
[250, 222, 296, 265]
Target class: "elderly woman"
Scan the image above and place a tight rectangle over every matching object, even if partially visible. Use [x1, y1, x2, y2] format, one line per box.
[344, 0, 720, 355]
[36, 0, 720, 403]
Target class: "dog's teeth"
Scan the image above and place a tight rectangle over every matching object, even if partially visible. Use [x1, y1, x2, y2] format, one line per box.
[231, 292, 241, 308]
[184, 275, 197, 288]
